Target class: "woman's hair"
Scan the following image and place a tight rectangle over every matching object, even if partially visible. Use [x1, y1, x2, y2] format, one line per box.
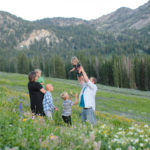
[60, 92, 68, 100]
[71, 56, 79, 64]
[34, 69, 42, 73]
[28, 71, 37, 82]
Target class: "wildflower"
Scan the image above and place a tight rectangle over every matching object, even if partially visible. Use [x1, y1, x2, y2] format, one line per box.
[128, 146, 136, 150]
[108, 145, 111, 149]
[49, 135, 58, 140]
[19, 102, 23, 112]
[144, 139, 149, 142]
[129, 127, 134, 130]
[140, 135, 144, 138]
[90, 132, 95, 141]
[116, 148, 121, 150]
[140, 143, 144, 147]
[136, 129, 143, 133]
[118, 128, 122, 131]
[32, 115, 35, 119]
[144, 124, 149, 128]
[93, 141, 101, 150]
[117, 131, 124, 135]
[133, 139, 139, 144]
[22, 118, 27, 122]
[101, 124, 106, 128]
[127, 131, 133, 135]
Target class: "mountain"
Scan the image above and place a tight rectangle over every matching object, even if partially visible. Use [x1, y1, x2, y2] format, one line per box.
[35, 17, 88, 27]
[0, 0, 150, 56]
[90, 0, 150, 32]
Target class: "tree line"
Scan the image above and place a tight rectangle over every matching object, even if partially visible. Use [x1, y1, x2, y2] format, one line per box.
[1, 51, 150, 91]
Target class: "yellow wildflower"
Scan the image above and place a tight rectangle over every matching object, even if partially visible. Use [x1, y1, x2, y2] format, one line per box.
[49, 135, 58, 140]
[22, 119, 27, 122]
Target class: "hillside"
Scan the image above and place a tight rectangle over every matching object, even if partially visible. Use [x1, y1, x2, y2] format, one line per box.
[0, 72, 150, 149]
[90, 1, 150, 32]
[0, 1, 150, 56]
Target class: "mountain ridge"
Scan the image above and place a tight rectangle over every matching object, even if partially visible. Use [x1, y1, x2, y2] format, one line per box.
[0, 1, 150, 55]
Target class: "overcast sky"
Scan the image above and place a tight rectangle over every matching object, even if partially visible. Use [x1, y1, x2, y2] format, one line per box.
[0, 0, 149, 21]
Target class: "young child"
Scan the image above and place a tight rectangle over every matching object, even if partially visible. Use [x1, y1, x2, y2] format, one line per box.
[35, 69, 45, 88]
[61, 91, 78, 125]
[43, 84, 58, 120]
[70, 56, 83, 77]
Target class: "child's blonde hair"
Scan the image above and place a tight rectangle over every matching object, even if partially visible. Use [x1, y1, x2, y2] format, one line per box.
[60, 92, 68, 100]
[34, 69, 42, 73]
[71, 56, 79, 64]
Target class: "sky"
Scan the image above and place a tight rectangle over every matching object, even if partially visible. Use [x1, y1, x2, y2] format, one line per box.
[0, 0, 149, 21]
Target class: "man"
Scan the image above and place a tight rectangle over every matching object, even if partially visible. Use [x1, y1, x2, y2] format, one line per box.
[78, 66, 97, 124]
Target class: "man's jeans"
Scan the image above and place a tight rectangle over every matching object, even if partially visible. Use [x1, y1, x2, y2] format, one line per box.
[81, 108, 95, 124]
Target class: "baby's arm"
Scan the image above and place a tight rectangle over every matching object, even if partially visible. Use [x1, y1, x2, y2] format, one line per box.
[70, 67, 75, 72]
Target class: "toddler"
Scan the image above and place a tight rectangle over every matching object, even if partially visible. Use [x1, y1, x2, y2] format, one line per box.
[61, 91, 78, 125]
[35, 69, 45, 88]
[70, 56, 83, 77]
[43, 84, 58, 120]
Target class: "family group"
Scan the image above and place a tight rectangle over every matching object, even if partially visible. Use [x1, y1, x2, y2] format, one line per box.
[28, 56, 97, 125]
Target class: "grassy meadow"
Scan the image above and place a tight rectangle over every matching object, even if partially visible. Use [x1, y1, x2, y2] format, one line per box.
[0, 72, 150, 149]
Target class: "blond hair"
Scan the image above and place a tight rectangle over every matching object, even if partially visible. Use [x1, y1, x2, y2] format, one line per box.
[71, 56, 79, 64]
[60, 92, 68, 100]
[34, 69, 42, 73]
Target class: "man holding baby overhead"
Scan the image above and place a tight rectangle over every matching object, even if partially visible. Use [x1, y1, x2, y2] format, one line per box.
[78, 66, 97, 125]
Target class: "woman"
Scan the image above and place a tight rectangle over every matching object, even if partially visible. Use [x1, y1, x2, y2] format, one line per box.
[28, 71, 46, 116]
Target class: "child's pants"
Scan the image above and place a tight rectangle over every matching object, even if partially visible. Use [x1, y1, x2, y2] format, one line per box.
[62, 115, 72, 125]
[45, 110, 53, 120]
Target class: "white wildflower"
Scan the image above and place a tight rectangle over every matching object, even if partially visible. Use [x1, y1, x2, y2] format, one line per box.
[144, 139, 149, 142]
[133, 139, 139, 144]
[140, 135, 144, 138]
[116, 148, 121, 150]
[127, 131, 133, 135]
[140, 143, 144, 147]
[144, 124, 149, 128]
[129, 127, 134, 130]
[118, 128, 122, 131]
[136, 129, 143, 133]
[114, 135, 118, 138]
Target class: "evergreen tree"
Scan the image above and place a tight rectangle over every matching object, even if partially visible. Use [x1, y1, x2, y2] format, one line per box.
[17, 52, 29, 74]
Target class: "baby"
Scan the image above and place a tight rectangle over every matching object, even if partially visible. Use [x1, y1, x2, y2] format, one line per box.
[70, 56, 83, 77]
[61, 91, 78, 125]
[43, 84, 58, 120]
[35, 69, 45, 88]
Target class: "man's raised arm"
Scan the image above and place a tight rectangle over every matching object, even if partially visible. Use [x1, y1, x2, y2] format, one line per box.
[80, 66, 89, 83]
